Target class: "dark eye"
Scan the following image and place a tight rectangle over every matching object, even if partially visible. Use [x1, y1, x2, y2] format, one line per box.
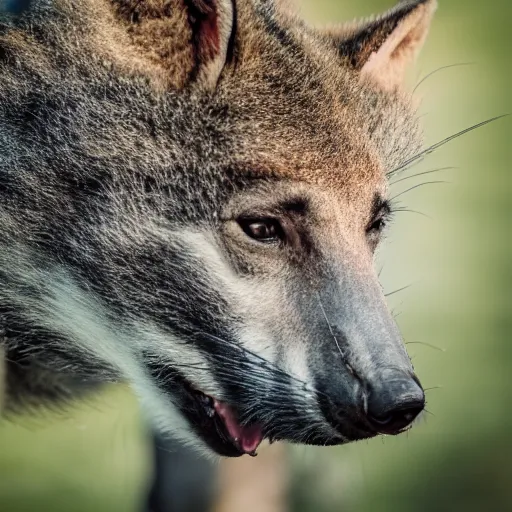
[367, 217, 386, 233]
[238, 218, 284, 243]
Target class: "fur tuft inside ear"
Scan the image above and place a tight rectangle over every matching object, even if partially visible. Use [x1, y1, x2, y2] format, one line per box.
[334, 0, 437, 90]
[111, 0, 234, 90]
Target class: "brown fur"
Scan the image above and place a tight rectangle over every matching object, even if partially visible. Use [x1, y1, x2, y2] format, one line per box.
[0, 0, 432, 189]
[111, 0, 196, 88]
[0, 0, 435, 451]
[0, 0, 431, 208]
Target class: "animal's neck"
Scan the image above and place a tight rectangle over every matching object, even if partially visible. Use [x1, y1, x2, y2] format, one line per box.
[2, 345, 108, 412]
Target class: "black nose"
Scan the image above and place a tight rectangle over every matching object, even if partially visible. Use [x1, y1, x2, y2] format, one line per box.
[366, 375, 425, 435]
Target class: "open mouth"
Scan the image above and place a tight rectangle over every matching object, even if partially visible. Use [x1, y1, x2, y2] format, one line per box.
[184, 385, 264, 457]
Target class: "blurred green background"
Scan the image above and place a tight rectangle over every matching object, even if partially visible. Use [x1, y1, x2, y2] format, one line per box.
[1, 0, 511, 511]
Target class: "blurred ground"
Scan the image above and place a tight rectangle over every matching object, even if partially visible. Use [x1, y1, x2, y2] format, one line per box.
[1, 0, 511, 511]
[0, 386, 150, 512]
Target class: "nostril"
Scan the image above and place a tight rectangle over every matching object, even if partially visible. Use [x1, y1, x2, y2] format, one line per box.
[367, 377, 425, 435]
[367, 404, 424, 434]
[369, 413, 394, 427]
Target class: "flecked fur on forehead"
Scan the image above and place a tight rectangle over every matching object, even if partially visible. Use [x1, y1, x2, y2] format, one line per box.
[0, 0, 424, 196]
[211, 1, 423, 194]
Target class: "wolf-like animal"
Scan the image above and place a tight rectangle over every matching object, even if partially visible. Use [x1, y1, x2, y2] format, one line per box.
[0, 0, 437, 458]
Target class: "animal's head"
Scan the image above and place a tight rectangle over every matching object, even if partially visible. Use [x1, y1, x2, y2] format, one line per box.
[0, 0, 436, 456]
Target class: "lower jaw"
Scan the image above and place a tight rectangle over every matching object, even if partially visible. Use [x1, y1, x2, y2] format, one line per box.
[183, 392, 264, 457]
[178, 386, 377, 455]
[202, 435, 246, 457]
[194, 423, 376, 456]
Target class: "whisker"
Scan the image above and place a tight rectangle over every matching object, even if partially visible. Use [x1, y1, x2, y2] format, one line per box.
[405, 341, 446, 352]
[413, 62, 474, 93]
[391, 301, 404, 318]
[385, 284, 413, 297]
[390, 167, 457, 186]
[387, 115, 508, 178]
[317, 293, 346, 364]
[391, 207, 432, 220]
[390, 180, 450, 202]
[196, 331, 330, 399]
[423, 386, 443, 392]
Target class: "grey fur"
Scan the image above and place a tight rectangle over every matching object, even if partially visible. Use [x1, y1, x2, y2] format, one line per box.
[0, 0, 434, 456]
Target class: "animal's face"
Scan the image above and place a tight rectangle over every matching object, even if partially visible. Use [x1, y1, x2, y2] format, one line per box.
[0, 0, 437, 457]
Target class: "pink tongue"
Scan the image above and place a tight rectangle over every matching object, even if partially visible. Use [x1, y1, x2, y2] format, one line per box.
[214, 400, 263, 454]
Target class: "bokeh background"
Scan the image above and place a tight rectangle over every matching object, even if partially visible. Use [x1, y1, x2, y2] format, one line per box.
[1, 0, 510, 511]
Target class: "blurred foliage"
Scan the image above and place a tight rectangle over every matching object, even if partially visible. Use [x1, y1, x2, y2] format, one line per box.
[0, 386, 151, 512]
[1, 0, 511, 511]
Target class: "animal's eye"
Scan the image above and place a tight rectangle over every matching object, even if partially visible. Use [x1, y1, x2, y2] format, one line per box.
[366, 200, 391, 237]
[238, 218, 285, 244]
[367, 218, 386, 233]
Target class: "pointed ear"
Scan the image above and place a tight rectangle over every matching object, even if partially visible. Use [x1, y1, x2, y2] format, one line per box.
[333, 0, 437, 90]
[186, 0, 235, 89]
[111, 0, 234, 91]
